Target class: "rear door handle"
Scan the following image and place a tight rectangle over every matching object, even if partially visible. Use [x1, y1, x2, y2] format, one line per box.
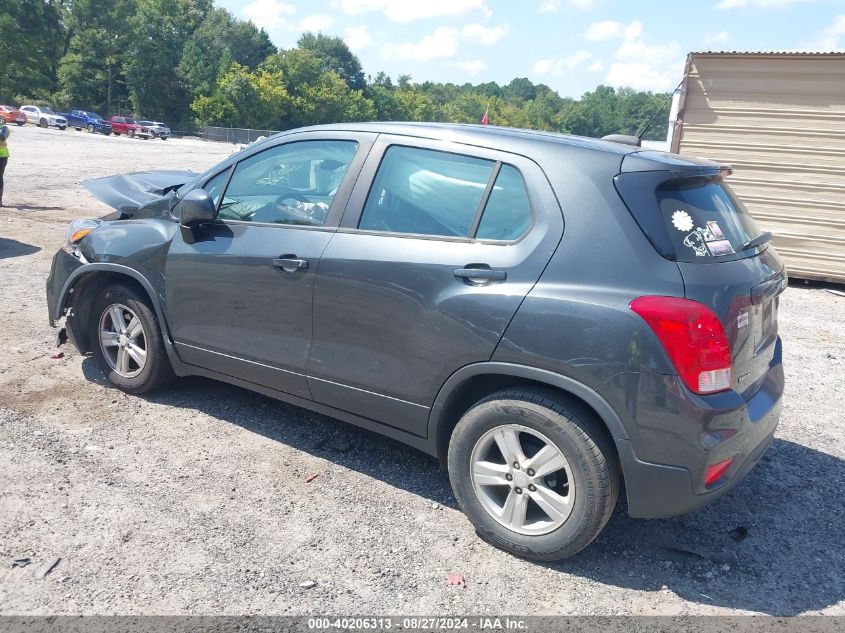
[454, 265, 507, 285]
[273, 256, 309, 273]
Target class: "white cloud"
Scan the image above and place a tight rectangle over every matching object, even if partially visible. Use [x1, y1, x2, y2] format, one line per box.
[338, 0, 484, 22]
[604, 21, 684, 91]
[716, 0, 811, 7]
[540, 0, 600, 10]
[703, 31, 731, 44]
[449, 59, 488, 75]
[344, 25, 373, 51]
[585, 20, 624, 41]
[804, 14, 845, 50]
[243, 0, 295, 31]
[381, 27, 459, 61]
[461, 23, 509, 45]
[297, 13, 335, 32]
[533, 50, 594, 76]
[587, 60, 604, 72]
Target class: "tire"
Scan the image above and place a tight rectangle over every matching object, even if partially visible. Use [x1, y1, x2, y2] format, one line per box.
[148, 131, 156, 139]
[39, 118, 47, 128]
[128, 130, 134, 138]
[87, 124, 94, 133]
[114, 132, 121, 136]
[59, 126, 66, 130]
[447, 388, 619, 561]
[88, 284, 176, 394]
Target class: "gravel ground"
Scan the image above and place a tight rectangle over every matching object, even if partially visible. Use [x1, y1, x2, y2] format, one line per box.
[0, 124, 844, 616]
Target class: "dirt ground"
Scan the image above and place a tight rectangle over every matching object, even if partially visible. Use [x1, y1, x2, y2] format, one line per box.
[0, 124, 844, 616]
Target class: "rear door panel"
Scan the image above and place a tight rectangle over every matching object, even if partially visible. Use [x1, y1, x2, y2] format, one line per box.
[307, 136, 564, 436]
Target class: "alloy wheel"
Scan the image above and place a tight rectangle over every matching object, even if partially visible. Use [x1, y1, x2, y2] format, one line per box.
[98, 303, 147, 378]
[470, 424, 575, 535]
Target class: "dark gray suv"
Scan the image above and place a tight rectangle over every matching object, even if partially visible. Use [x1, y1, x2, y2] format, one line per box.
[46, 123, 785, 560]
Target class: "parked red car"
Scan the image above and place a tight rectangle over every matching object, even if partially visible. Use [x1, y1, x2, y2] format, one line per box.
[109, 116, 150, 138]
[0, 105, 27, 125]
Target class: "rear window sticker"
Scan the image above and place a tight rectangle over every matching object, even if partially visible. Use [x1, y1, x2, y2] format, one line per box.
[737, 311, 749, 329]
[672, 210, 694, 232]
[706, 221, 726, 241]
[683, 229, 710, 257]
[707, 239, 736, 256]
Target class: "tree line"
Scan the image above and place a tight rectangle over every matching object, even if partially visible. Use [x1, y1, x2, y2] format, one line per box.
[0, 0, 671, 140]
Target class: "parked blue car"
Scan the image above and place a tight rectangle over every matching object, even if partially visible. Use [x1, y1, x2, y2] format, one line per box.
[63, 109, 113, 135]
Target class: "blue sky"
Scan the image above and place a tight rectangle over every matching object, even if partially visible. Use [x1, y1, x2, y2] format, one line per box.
[217, 0, 845, 96]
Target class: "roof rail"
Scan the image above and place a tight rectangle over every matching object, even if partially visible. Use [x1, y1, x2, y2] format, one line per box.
[601, 134, 642, 147]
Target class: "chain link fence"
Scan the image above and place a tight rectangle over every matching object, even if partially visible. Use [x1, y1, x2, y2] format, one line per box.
[199, 126, 280, 144]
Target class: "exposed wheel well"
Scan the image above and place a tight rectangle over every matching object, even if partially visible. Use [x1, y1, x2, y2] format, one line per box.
[65, 272, 153, 354]
[435, 374, 620, 474]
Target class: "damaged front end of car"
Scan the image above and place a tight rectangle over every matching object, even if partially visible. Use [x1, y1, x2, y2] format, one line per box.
[47, 170, 195, 352]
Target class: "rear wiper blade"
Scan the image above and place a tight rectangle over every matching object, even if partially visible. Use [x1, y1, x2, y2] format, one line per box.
[739, 231, 773, 252]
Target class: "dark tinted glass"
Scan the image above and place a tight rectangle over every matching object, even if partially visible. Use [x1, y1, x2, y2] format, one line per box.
[657, 178, 762, 262]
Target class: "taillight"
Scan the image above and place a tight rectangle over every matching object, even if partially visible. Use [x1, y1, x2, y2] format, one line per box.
[630, 296, 732, 395]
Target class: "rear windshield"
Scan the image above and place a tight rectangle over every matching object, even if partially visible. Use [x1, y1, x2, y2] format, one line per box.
[657, 178, 762, 262]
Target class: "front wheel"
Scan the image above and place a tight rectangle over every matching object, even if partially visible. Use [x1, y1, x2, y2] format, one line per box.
[128, 130, 134, 138]
[87, 124, 94, 133]
[448, 389, 619, 560]
[39, 118, 48, 128]
[89, 284, 176, 394]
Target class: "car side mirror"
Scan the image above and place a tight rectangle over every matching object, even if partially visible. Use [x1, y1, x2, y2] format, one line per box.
[178, 189, 217, 227]
[177, 189, 217, 244]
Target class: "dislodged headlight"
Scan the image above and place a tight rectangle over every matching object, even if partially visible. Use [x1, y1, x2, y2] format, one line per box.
[64, 219, 100, 249]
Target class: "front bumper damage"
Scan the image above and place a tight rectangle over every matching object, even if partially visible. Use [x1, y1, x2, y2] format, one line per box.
[46, 248, 86, 349]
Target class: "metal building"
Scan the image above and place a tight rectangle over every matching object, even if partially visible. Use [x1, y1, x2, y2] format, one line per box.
[672, 52, 845, 283]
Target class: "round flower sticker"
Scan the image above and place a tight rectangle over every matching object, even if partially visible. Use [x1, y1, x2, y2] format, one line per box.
[671, 210, 694, 232]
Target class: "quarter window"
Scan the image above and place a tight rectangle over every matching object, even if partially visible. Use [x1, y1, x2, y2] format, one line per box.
[475, 165, 532, 241]
[216, 140, 358, 226]
[359, 146, 495, 238]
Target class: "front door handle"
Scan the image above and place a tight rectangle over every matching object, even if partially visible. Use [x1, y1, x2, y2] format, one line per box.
[454, 265, 507, 285]
[273, 256, 309, 273]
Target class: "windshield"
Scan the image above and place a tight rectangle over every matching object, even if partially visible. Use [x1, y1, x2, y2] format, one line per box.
[657, 177, 763, 262]
[126, 118, 136, 124]
[139, 121, 152, 126]
[89, 112, 103, 121]
[42, 107, 56, 115]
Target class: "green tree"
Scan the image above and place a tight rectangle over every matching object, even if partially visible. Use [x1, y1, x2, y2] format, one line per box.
[0, 0, 66, 103]
[179, 7, 275, 100]
[297, 32, 365, 90]
[126, 0, 211, 127]
[57, 0, 136, 115]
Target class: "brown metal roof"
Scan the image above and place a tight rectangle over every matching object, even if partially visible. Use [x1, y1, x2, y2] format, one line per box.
[691, 51, 845, 56]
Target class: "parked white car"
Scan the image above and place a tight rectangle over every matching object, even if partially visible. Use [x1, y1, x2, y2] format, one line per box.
[20, 105, 67, 130]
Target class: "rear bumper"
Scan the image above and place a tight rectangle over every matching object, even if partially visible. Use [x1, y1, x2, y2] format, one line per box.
[600, 339, 783, 518]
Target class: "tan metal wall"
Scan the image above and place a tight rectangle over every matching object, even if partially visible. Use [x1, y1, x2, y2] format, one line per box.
[675, 53, 845, 283]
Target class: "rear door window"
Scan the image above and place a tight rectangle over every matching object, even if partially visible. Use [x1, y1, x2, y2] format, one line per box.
[358, 146, 532, 241]
[359, 146, 494, 237]
[657, 178, 763, 262]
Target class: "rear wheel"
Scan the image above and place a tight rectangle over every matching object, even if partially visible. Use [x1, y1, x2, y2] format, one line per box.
[148, 131, 156, 139]
[448, 388, 619, 560]
[89, 284, 175, 394]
